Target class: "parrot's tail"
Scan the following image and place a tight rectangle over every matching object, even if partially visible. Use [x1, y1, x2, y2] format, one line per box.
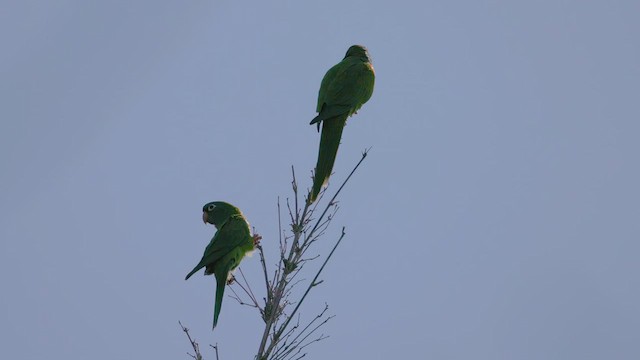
[212, 272, 227, 329]
[184, 264, 203, 280]
[310, 115, 346, 202]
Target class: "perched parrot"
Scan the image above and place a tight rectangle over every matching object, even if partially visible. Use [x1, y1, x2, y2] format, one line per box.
[309, 44, 375, 202]
[185, 201, 258, 329]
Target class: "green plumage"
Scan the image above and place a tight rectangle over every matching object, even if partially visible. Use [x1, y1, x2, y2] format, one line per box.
[309, 45, 375, 202]
[185, 201, 255, 329]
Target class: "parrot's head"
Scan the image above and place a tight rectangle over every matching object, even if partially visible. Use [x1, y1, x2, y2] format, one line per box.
[202, 201, 242, 229]
[344, 45, 371, 62]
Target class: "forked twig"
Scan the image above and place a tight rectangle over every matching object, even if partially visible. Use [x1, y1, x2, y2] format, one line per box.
[179, 321, 203, 360]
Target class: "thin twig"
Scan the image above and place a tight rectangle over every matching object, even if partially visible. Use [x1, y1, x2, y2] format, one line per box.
[210, 344, 220, 360]
[258, 244, 271, 296]
[292, 166, 300, 225]
[238, 267, 259, 306]
[272, 304, 332, 360]
[303, 150, 368, 249]
[269, 228, 346, 354]
[257, 201, 310, 358]
[228, 279, 260, 309]
[179, 321, 203, 360]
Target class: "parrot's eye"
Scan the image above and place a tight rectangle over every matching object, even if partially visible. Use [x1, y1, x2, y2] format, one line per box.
[207, 204, 215, 211]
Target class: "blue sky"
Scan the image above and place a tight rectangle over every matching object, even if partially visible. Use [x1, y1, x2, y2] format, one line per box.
[1, 1, 639, 359]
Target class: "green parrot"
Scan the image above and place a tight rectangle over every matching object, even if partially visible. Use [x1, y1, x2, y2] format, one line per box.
[185, 201, 258, 329]
[309, 44, 375, 202]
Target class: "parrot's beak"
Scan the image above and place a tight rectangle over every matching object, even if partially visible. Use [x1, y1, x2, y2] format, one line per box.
[202, 211, 208, 224]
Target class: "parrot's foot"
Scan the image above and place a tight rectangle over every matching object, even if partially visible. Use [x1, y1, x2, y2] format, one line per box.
[227, 274, 236, 285]
[253, 234, 262, 246]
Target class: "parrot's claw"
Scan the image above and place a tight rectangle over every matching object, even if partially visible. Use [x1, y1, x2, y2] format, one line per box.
[253, 234, 262, 246]
[227, 275, 236, 285]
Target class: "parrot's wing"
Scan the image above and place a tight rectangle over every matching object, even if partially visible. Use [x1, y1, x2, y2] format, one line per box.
[185, 215, 251, 279]
[202, 216, 251, 265]
[316, 62, 343, 112]
[325, 61, 375, 112]
[310, 103, 353, 125]
[312, 61, 372, 126]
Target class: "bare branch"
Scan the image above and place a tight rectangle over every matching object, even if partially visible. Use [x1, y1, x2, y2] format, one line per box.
[292, 166, 299, 225]
[304, 150, 368, 248]
[210, 344, 220, 360]
[274, 304, 332, 360]
[258, 244, 272, 297]
[255, 152, 369, 360]
[179, 321, 203, 360]
[238, 267, 259, 306]
[228, 278, 260, 309]
[271, 228, 346, 348]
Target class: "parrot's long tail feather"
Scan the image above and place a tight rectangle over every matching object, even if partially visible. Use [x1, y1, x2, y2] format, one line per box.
[310, 115, 347, 202]
[212, 272, 227, 329]
[184, 265, 202, 280]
